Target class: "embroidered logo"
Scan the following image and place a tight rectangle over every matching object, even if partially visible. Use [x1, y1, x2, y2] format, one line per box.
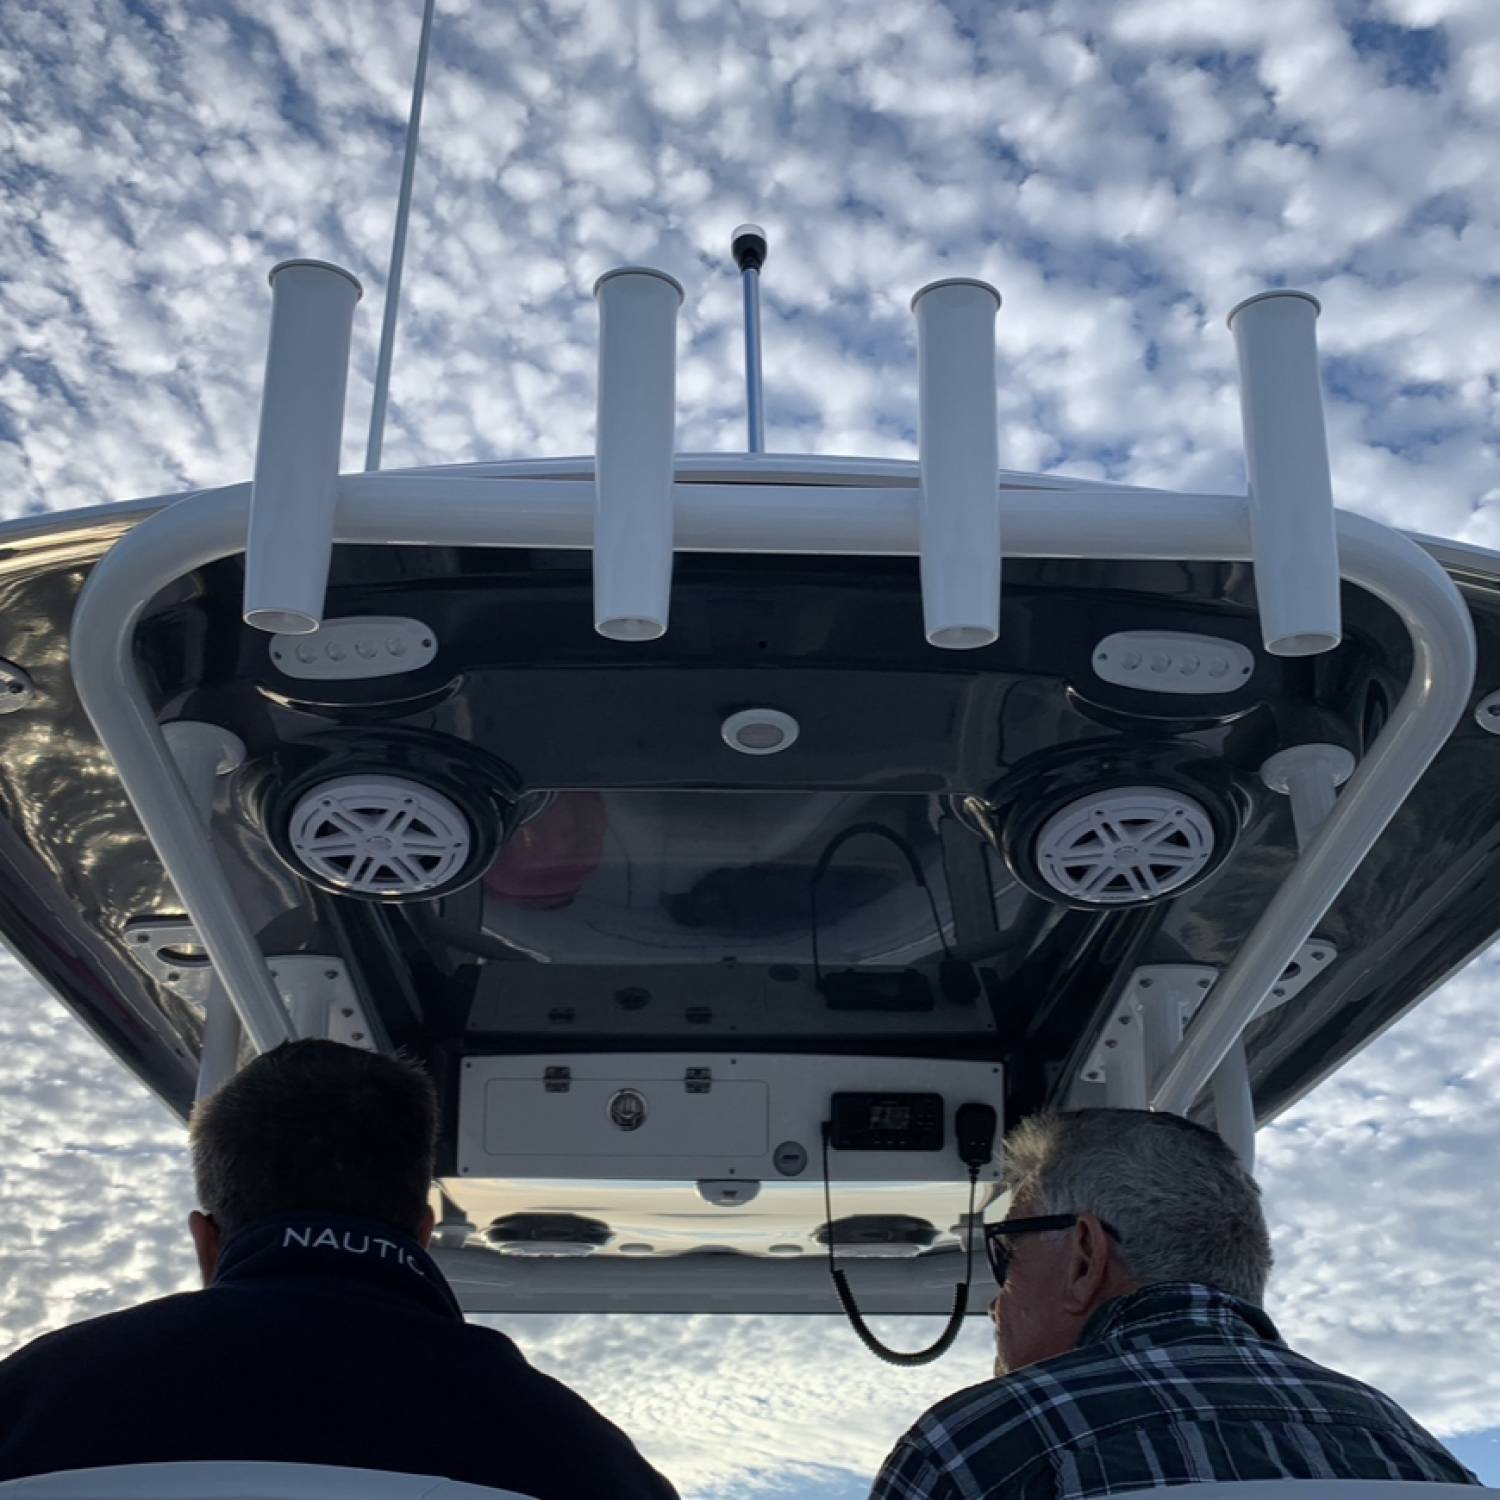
[282, 1225, 429, 1278]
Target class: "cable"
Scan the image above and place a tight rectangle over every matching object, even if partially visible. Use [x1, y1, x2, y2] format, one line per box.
[808, 821, 953, 988]
[820, 1122, 978, 1367]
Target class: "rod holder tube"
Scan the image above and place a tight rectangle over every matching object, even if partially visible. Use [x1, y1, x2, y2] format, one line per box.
[245, 259, 363, 636]
[912, 278, 1002, 650]
[591, 267, 684, 642]
[1228, 290, 1341, 658]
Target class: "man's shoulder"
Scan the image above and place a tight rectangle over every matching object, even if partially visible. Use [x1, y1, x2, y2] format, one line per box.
[2, 1292, 203, 1366]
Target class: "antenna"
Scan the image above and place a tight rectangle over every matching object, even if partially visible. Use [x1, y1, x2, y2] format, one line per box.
[731, 223, 768, 454]
[365, 0, 437, 472]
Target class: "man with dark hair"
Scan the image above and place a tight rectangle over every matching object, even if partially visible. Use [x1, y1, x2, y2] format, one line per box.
[870, 1108, 1478, 1499]
[0, 1040, 678, 1499]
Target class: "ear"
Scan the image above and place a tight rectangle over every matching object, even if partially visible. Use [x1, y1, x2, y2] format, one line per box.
[189, 1210, 222, 1288]
[1059, 1211, 1118, 1316]
[415, 1202, 436, 1251]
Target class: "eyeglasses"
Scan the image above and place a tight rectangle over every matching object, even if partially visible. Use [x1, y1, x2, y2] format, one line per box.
[984, 1213, 1124, 1286]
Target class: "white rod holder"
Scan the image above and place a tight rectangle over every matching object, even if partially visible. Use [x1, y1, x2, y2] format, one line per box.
[245, 259, 363, 636]
[592, 267, 684, 642]
[912, 278, 1002, 650]
[1228, 290, 1341, 658]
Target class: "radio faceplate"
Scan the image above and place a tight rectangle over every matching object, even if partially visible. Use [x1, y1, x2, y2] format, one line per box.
[830, 1092, 944, 1152]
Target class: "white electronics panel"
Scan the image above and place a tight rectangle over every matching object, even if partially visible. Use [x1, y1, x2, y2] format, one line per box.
[456, 1053, 1003, 1183]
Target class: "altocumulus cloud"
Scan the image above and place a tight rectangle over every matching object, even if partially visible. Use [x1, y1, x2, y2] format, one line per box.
[2, 0, 1500, 1495]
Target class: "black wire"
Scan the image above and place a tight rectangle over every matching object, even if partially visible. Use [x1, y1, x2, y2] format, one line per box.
[821, 1121, 979, 1367]
[808, 821, 953, 987]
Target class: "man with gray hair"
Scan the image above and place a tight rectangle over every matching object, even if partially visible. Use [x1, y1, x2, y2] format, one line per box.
[869, 1108, 1477, 1498]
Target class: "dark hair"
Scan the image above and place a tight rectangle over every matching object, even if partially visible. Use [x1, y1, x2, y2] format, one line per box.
[189, 1040, 438, 1241]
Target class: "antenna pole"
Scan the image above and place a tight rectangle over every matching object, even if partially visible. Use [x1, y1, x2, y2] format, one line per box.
[731, 224, 768, 454]
[365, 0, 437, 472]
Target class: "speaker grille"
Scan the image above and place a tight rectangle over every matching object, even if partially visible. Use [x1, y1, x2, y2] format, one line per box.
[1034, 786, 1215, 904]
[286, 774, 472, 895]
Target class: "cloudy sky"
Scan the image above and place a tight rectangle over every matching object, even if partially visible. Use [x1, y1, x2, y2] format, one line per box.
[3, 0, 1500, 1494]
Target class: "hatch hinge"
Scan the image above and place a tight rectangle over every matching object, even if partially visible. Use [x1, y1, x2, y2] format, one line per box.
[544, 1066, 572, 1094]
[685, 1067, 712, 1094]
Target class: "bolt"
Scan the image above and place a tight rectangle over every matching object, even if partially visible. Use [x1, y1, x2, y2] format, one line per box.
[340, 1007, 354, 1018]
[1105, 1038, 1118, 1049]
[324, 968, 338, 980]
[351, 1032, 365, 1042]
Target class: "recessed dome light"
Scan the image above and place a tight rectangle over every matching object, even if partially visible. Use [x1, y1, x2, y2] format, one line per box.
[721, 708, 799, 755]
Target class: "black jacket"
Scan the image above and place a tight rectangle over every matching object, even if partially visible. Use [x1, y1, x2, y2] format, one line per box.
[0, 1214, 678, 1499]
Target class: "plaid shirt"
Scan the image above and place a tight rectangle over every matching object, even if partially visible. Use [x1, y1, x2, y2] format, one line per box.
[869, 1282, 1478, 1499]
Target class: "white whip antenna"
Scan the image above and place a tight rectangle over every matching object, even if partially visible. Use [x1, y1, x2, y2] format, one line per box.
[365, 0, 437, 471]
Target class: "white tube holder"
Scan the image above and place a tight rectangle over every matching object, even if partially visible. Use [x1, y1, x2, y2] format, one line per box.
[912, 278, 1002, 649]
[244, 259, 363, 636]
[1228, 290, 1341, 658]
[592, 267, 684, 642]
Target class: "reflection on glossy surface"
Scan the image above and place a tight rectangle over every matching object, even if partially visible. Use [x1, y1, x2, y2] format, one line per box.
[440, 1176, 1000, 1259]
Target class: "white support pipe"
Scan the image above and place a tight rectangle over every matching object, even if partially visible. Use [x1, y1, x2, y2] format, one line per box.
[1141, 986, 1187, 1086]
[1103, 1015, 1148, 1110]
[69, 472, 1475, 1095]
[592, 267, 683, 642]
[161, 722, 251, 1099]
[289, 989, 330, 1040]
[162, 721, 246, 818]
[911, 279, 1002, 650]
[195, 983, 242, 1103]
[1260, 744, 1356, 850]
[1211, 1038, 1256, 1171]
[1228, 290, 1341, 658]
[1207, 742, 1355, 1155]
[244, 259, 363, 636]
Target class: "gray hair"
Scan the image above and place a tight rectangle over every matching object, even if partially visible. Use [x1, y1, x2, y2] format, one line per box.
[1002, 1109, 1272, 1305]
